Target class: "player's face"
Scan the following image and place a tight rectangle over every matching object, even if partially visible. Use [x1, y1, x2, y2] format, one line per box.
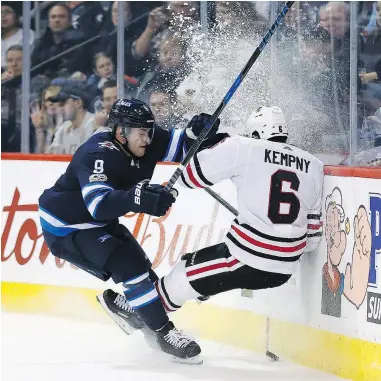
[119, 127, 152, 157]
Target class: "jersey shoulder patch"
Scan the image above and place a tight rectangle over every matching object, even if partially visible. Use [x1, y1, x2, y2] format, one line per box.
[98, 141, 120, 151]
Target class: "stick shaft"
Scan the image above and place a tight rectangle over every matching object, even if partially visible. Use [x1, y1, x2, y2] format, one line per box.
[203, 188, 238, 216]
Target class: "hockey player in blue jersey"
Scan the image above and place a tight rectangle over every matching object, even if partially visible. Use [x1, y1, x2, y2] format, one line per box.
[38, 98, 220, 364]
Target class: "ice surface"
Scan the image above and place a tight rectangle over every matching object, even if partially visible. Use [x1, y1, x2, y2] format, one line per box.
[1, 313, 346, 381]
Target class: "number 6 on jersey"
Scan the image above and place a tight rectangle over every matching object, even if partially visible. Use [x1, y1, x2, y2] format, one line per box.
[268, 170, 300, 224]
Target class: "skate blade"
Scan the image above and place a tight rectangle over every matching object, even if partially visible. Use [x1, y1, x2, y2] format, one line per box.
[171, 354, 203, 365]
[96, 294, 135, 335]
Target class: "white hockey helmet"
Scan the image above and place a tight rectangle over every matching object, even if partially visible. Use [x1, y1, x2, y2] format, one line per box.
[245, 106, 288, 141]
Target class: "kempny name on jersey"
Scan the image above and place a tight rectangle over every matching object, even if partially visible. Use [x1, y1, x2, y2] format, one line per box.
[264, 149, 311, 173]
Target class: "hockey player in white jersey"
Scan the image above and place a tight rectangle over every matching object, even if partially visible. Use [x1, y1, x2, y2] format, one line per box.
[154, 106, 325, 311]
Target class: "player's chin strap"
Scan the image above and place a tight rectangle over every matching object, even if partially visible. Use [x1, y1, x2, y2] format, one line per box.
[113, 137, 142, 162]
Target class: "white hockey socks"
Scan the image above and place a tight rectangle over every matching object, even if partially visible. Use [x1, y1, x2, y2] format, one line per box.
[156, 260, 202, 313]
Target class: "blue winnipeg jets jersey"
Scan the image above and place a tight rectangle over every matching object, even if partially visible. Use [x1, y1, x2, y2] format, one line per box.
[38, 128, 187, 237]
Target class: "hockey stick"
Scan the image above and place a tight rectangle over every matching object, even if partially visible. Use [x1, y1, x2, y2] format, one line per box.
[165, 1, 294, 192]
[204, 188, 238, 216]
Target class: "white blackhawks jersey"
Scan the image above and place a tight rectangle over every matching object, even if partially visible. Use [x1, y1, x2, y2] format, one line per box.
[178, 136, 324, 275]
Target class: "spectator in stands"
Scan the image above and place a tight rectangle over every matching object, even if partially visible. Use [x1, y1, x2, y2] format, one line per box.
[135, 35, 189, 103]
[102, 80, 118, 115]
[1, 45, 41, 152]
[1, 45, 23, 152]
[66, 1, 105, 39]
[167, 1, 198, 29]
[87, 52, 115, 89]
[111, 0, 133, 27]
[31, 85, 65, 153]
[50, 76, 101, 113]
[359, 2, 381, 116]
[94, 79, 118, 131]
[48, 82, 96, 154]
[1, 2, 35, 70]
[148, 88, 184, 130]
[341, 108, 381, 166]
[215, 2, 267, 35]
[132, 2, 198, 70]
[319, 2, 350, 38]
[1, 45, 23, 81]
[98, 1, 147, 77]
[1, 45, 53, 152]
[31, 4, 90, 78]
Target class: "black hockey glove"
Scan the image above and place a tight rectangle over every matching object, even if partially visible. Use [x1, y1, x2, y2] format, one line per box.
[127, 180, 177, 217]
[185, 113, 220, 140]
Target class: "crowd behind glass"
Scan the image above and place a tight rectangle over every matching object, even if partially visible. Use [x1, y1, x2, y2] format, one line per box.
[1, 1, 380, 166]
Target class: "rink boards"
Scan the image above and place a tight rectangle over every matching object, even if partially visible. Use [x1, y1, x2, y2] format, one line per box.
[1, 154, 381, 381]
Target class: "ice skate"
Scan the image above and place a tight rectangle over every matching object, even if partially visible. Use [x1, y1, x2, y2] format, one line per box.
[155, 321, 202, 364]
[96, 289, 144, 334]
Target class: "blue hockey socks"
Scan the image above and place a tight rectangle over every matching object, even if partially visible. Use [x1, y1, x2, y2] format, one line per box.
[123, 272, 168, 331]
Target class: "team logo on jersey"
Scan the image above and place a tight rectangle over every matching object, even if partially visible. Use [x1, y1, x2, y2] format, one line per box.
[89, 174, 108, 182]
[98, 234, 112, 243]
[98, 141, 119, 151]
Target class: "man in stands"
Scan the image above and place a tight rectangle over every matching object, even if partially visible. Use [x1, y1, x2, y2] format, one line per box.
[31, 4, 90, 78]
[48, 82, 96, 154]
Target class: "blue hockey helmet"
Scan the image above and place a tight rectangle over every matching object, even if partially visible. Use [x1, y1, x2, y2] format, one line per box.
[108, 98, 155, 140]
